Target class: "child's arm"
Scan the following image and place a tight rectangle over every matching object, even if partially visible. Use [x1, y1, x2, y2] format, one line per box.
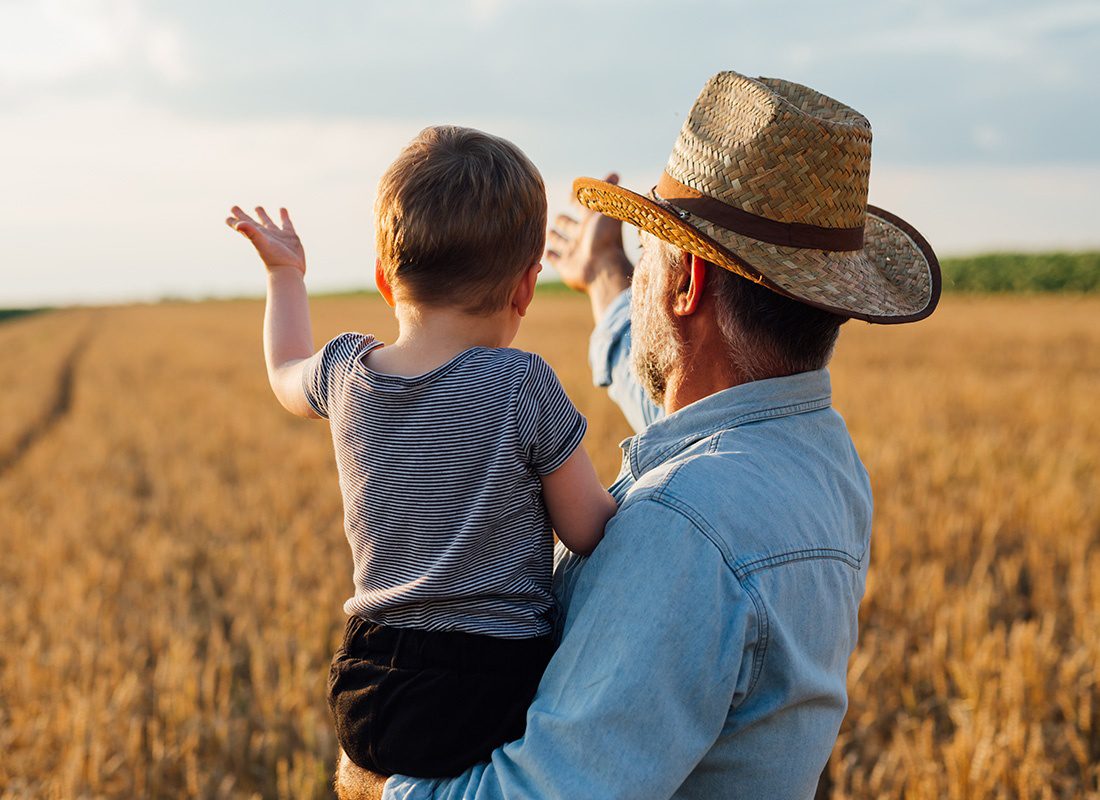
[540, 446, 617, 556]
[226, 205, 319, 419]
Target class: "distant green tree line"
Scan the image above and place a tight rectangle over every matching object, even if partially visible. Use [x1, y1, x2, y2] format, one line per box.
[940, 251, 1100, 293]
[0, 308, 50, 323]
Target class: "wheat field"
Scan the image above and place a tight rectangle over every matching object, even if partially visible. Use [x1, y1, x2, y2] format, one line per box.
[0, 293, 1097, 799]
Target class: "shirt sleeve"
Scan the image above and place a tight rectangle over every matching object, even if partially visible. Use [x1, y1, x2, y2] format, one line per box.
[516, 354, 588, 476]
[382, 497, 758, 800]
[299, 332, 371, 419]
[587, 288, 664, 434]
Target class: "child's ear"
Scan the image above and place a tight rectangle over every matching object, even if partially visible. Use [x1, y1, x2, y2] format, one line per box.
[375, 259, 396, 308]
[512, 263, 541, 317]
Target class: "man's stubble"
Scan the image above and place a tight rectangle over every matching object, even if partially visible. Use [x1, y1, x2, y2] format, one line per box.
[630, 248, 683, 408]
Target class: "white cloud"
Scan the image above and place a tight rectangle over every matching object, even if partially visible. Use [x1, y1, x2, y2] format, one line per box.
[142, 23, 189, 85]
[0, 0, 192, 90]
[783, 1, 1100, 71]
[467, 0, 508, 26]
[2, 96, 423, 305]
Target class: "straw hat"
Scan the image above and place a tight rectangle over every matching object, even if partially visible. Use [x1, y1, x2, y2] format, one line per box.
[573, 71, 940, 323]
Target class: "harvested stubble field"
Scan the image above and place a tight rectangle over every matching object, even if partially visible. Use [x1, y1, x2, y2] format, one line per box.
[0, 292, 1097, 799]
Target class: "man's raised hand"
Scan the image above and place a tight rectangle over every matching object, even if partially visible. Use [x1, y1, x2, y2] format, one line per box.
[545, 173, 634, 321]
[545, 173, 633, 293]
[226, 205, 306, 276]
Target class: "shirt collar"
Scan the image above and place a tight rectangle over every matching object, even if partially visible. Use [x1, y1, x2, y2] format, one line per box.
[626, 368, 833, 478]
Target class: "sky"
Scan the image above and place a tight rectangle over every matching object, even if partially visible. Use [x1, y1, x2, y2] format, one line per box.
[2, 0, 1099, 307]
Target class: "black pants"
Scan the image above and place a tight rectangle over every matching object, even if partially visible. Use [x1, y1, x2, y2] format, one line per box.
[327, 616, 556, 778]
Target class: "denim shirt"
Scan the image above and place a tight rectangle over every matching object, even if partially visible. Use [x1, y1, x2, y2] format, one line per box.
[385, 289, 873, 800]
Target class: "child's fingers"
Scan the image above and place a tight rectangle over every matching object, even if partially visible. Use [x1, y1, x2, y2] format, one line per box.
[279, 208, 295, 231]
[255, 206, 276, 227]
[230, 205, 259, 226]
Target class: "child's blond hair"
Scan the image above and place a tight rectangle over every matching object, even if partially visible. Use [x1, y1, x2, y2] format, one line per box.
[375, 125, 547, 313]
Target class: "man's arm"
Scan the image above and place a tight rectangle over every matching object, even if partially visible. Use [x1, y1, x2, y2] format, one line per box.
[226, 205, 319, 419]
[379, 498, 757, 800]
[547, 173, 660, 431]
[587, 288, 662, 433]
[545, 173, 633, 323]
[545, 174, 663, 432]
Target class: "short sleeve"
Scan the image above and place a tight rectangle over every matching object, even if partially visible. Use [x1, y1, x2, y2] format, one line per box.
[517, 354, 588, 476]
[300, 332, 372, 418]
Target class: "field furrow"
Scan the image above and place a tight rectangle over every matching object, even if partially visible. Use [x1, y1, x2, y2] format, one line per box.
[0, 311, 93, 474]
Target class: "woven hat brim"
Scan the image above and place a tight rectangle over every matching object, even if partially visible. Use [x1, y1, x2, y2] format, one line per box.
[573, 177, 941, 324]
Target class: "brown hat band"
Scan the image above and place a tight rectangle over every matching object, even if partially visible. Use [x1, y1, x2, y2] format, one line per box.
[655, 172, 866, 252]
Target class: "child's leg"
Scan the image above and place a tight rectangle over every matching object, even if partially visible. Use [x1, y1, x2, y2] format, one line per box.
[328, 617, 555, 778]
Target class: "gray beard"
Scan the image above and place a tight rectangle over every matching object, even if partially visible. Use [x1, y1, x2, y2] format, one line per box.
[630, 267, 682, 407]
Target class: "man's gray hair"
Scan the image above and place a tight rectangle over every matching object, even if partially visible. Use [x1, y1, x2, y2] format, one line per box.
[651, 237, 844, 381]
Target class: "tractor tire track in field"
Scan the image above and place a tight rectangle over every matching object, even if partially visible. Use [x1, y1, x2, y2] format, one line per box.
[0, 332, 91, 476]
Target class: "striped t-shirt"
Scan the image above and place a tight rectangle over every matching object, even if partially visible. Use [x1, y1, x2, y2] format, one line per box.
[301, 333, 587, 639]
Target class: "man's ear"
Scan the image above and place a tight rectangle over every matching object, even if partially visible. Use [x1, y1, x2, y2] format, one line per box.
[374, 259, 396, 308]
[512, 263, 541, 317]
[672, 253, 707, 317]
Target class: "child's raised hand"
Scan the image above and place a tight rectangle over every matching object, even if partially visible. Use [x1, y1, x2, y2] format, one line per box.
[226, 205, 306, 275]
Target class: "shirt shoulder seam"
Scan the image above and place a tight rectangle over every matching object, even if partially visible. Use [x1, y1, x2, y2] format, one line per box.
[636, 396, 831, 475]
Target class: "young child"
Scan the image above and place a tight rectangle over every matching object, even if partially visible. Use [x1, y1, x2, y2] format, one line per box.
[226, 125, 617, 778]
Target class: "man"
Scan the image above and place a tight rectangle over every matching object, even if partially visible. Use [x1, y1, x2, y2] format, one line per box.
[340, 70, 940, 800]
